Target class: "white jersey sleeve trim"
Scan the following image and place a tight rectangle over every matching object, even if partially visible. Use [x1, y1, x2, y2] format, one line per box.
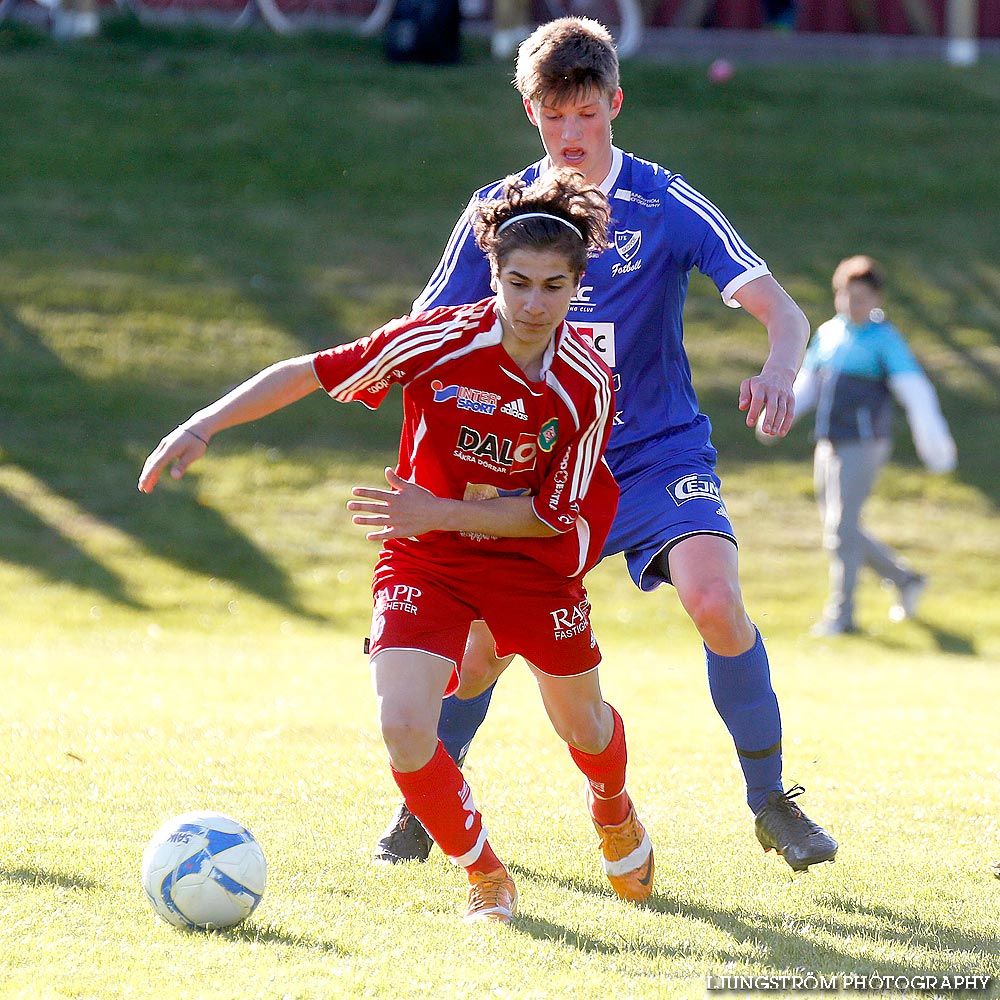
[670, 178, 765, 272]
[721, 264, 771, 308]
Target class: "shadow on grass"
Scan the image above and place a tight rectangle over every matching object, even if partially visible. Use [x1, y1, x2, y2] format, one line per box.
[217, 919, 350, 955]
[0, 866, 99, 890]
[506, 861, 675, 908]
[671, 893, 995, 981]
[917, 621, 978, 656]
[509, 914, 625, 954]
[817, 891, 997, 964]
[850, 621, 977, 657]
[506, 861, 995, 978]
[0, 488, 144, 610]
[1, 306, 319, 620]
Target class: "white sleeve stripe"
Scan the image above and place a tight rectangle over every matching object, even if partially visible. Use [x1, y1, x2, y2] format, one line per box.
[326, 324, 455, 399]
[669, 178, 765, 272]
[413, 210, 476, 312]
[721, 264, 771, 307]
[553, 339, 614, 503]
[324, 318, 471, 400]
[672, 177, 759, 256]
[413, 182, 505, 312]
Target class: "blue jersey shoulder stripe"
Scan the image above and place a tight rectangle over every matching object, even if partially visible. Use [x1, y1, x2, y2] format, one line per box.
[668, 177, 765, 272]
[414, 169, 541, 312]
[412, 200, 477, 312]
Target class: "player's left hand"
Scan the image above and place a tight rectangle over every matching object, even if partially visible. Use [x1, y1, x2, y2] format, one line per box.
[739, 367, 796, 438]
[348, 468, 447, 540]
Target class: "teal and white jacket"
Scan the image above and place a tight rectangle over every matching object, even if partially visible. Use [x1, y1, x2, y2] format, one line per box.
[793, 310, 956, 473]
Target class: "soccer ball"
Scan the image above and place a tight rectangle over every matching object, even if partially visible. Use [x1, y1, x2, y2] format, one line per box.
[141, 811, 267, 930]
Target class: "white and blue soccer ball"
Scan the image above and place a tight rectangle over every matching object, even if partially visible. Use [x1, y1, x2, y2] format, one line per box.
[141, 811, 267, 930]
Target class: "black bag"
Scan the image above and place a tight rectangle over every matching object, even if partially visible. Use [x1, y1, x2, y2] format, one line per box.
[384, 0, 461, 65]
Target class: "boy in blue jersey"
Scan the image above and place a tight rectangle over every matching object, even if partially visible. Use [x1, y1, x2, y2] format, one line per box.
[782, 255, 956, 637]
[375, 16, 838, 873]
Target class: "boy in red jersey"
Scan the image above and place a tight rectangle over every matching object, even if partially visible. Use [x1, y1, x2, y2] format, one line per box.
[138, 169, 654, 923]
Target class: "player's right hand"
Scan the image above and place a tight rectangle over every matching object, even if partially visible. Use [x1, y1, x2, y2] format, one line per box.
[137, 426, 208, 493]
[753, 416, 781, 447]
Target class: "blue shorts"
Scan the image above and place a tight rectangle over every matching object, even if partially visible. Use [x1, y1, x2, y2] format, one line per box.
[602, 421, 737, 592]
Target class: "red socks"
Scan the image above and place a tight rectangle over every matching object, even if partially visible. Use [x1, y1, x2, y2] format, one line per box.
[569, 703, 631, 827]
[392, 705, 630, 872]
[391, 740, 503, 875]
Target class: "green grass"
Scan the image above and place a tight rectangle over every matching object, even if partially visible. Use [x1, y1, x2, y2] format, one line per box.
[1, 21, 999, 999]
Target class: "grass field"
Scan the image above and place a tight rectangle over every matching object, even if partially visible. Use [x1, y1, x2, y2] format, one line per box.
[1, 20, 999, 999]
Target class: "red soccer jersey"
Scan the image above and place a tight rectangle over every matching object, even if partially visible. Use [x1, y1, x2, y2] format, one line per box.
[312, 297, 618, 579]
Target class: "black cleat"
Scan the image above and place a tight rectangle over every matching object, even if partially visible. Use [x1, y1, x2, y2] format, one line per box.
[373, 802, 434, 864]
[755, 784, 838, 872]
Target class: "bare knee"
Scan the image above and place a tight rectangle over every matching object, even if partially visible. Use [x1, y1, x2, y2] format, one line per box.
[378, 716, 438, 773]
[680, 575, 743, 629]
[456, 652, 510, 698]
[678, 576, 754, 654]
[550, 702, 612, 755]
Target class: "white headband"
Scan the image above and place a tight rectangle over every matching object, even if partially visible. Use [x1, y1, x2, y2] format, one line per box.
[495, 211, 583, 240]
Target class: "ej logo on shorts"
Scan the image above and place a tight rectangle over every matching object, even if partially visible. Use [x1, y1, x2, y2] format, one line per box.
[666, 474, 724, 507]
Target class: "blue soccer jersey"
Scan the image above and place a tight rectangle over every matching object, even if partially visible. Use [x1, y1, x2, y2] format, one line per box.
[415, 147, 771, 460]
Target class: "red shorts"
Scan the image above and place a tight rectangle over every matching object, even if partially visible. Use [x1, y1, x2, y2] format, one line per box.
[368, 546, 602, 696]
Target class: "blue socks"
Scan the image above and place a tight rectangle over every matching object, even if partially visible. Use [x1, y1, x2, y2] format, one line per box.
[438, 633, 782, 814]
[705, 627, 783, 813]
[438, 683, 497, 767]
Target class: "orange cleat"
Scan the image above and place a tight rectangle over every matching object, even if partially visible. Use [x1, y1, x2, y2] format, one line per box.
[593, 806, 654, 903]
[464, 867, 518, 923]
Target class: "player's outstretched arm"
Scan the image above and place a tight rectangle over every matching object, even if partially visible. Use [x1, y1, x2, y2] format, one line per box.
[348, 468, 557, 542]
[734, 275, 810, 438]
[138, 355, 321, 494]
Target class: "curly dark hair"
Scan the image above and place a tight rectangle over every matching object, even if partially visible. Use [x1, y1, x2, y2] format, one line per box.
[472, 168, 612, 280]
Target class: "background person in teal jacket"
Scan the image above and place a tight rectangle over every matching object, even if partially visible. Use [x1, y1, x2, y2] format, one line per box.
[767, 255, 957, 636]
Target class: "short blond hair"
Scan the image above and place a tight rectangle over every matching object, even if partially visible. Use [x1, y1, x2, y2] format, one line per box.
[514, 17, 619, 106]
[832, 255, 886, 293]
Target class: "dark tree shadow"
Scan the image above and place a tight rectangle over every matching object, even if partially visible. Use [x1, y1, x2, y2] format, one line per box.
[1, 304, 320, 619]
[0, 486, 143, 609]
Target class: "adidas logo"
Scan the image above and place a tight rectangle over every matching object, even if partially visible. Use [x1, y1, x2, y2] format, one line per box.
[500, 398, 529, 420]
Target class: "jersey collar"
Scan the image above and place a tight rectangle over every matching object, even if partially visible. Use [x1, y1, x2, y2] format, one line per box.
[537, 146, 624, 196]
[538, 322, 562, 380]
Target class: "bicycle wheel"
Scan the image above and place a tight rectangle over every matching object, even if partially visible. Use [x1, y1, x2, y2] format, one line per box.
[537, 0, 642, 57]
[254, 0, 370, 33]
[0, 0, 54, 27]
[129, 0, 259, 29]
